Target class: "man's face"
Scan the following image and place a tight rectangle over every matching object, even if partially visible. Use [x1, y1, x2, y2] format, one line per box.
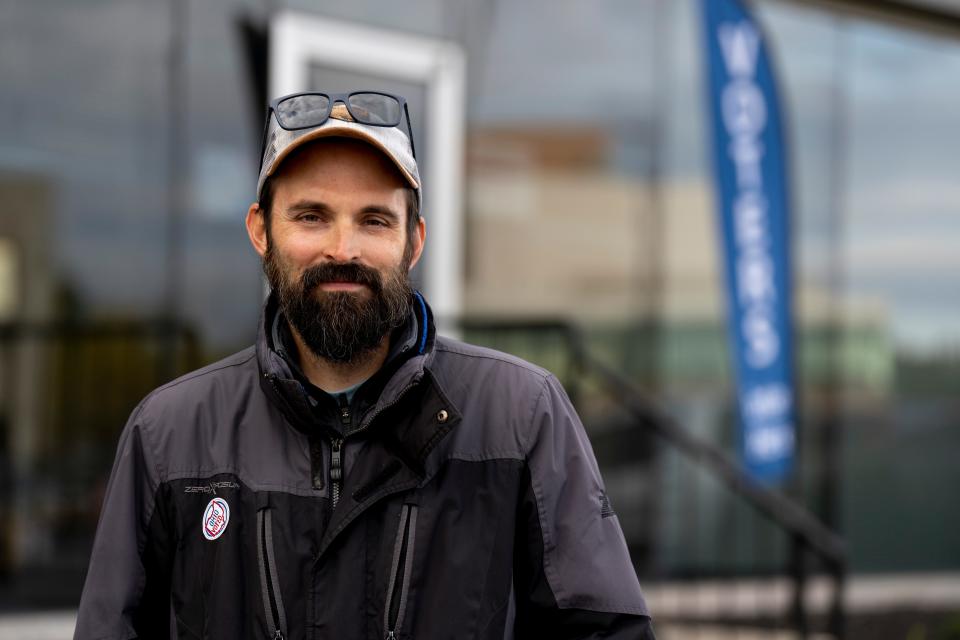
[246, 138, 425, 363]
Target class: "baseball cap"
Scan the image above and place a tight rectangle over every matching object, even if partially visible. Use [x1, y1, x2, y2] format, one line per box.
[257, 101, 421, 212]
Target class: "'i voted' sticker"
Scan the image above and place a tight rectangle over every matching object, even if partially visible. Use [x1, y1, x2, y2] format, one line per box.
[202, 497, 230, 541]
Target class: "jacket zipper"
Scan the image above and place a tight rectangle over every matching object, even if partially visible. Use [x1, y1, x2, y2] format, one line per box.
[328, 380, 421, 510]
[257, 508, 287, 640]
[384, 503, 418, 640]
[330, 437, 343, 508]
[330, 395, 352, 508]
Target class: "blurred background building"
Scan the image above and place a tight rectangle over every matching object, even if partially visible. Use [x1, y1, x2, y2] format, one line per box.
[0, 0, 958, 638]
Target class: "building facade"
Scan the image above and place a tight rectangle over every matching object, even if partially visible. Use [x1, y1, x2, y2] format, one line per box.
[0, 0, 958, 634]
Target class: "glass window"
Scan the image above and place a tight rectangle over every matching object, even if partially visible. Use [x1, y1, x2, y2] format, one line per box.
[841, 20, 960, 571]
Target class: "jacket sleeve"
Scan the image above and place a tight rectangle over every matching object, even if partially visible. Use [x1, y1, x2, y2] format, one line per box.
[74, 403, 174, 640]
[513, 375, 655, 639]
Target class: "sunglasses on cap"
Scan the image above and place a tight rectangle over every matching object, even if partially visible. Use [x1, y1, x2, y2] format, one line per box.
[257, 91, 417, 168]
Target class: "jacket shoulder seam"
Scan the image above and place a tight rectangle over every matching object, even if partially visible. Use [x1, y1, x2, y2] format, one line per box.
[522, 375, 565, 605]
[520, 375, 553, 458]
[125, 396, 165, 502]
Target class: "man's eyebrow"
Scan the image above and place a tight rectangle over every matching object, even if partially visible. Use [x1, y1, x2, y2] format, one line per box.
[285, 200, 333, 214]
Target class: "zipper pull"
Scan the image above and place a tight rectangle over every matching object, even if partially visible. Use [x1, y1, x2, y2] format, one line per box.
[330, 439, 343, 483]
[330, 438, 343, 508]
[386, 632, 396, 640]
[273, 630, 285, 640]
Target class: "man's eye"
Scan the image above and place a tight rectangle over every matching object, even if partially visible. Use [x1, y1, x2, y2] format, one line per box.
[364, 218, 389, 227]
[299, 213, 321, 222]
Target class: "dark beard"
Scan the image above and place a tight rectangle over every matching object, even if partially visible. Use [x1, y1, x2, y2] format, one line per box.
[264, 251, 413, 364]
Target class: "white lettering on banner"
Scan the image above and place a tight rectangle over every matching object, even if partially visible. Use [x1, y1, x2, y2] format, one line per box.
[717, 20, 781, 371]
[738, 250, 775, 305]
[719, 21, 761, 78]
[722, 80, 767, 137]
[741, 306, 779, 367]
[746, 424, 795, 460]
[734, 192, 765, 245]
[728, 136, 765, 191]
[744, 384, 792, 421]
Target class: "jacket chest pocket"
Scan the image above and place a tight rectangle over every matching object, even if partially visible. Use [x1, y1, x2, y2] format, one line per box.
[383, 500, 419, 640]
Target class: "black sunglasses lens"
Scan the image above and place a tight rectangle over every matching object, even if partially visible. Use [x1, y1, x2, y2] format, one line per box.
[347, 93, 402, 125]
[276, 94, 330, 128]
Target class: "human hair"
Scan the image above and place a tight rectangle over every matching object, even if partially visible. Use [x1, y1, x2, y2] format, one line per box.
[258, 174, 420, 249]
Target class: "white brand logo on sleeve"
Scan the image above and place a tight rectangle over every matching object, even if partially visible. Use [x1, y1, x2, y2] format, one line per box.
[202, 497, 230, 541]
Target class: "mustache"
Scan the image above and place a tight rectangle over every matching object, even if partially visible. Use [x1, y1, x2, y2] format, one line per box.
[300, 261, 382, 293]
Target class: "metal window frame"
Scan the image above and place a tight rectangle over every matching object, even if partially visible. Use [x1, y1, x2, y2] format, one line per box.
[775, 0, 960, 37]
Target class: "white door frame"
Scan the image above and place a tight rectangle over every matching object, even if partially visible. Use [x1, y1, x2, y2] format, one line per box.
[269, 11, 466, 327]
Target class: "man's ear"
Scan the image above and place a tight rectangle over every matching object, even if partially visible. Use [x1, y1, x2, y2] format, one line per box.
[246, 203, 268, 258]
[408, 216, 427, 270]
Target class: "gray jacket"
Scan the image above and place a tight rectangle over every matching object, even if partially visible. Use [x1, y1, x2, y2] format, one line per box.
[75, 293, 654, 639]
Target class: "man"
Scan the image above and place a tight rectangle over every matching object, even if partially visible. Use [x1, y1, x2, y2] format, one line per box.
[75, 91, 655, 639]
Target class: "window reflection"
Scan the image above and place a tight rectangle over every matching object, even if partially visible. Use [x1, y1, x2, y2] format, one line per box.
[0, 0, 958, 617]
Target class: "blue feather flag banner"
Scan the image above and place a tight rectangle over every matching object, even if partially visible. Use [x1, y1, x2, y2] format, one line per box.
[700, 0, 796, 484]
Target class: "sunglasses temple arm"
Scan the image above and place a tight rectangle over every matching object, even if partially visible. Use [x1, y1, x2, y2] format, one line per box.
[256, 108, 273, 186]
[404, 104, 417, 160]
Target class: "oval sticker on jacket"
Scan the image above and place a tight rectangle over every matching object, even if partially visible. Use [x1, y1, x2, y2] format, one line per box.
[202, 497, 230, 541]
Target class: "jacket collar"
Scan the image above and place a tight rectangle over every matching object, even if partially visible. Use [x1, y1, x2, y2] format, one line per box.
[255, 290, 445, 443]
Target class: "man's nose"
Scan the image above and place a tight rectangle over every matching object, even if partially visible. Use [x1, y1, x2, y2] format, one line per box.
[324, 220, 361, 262]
